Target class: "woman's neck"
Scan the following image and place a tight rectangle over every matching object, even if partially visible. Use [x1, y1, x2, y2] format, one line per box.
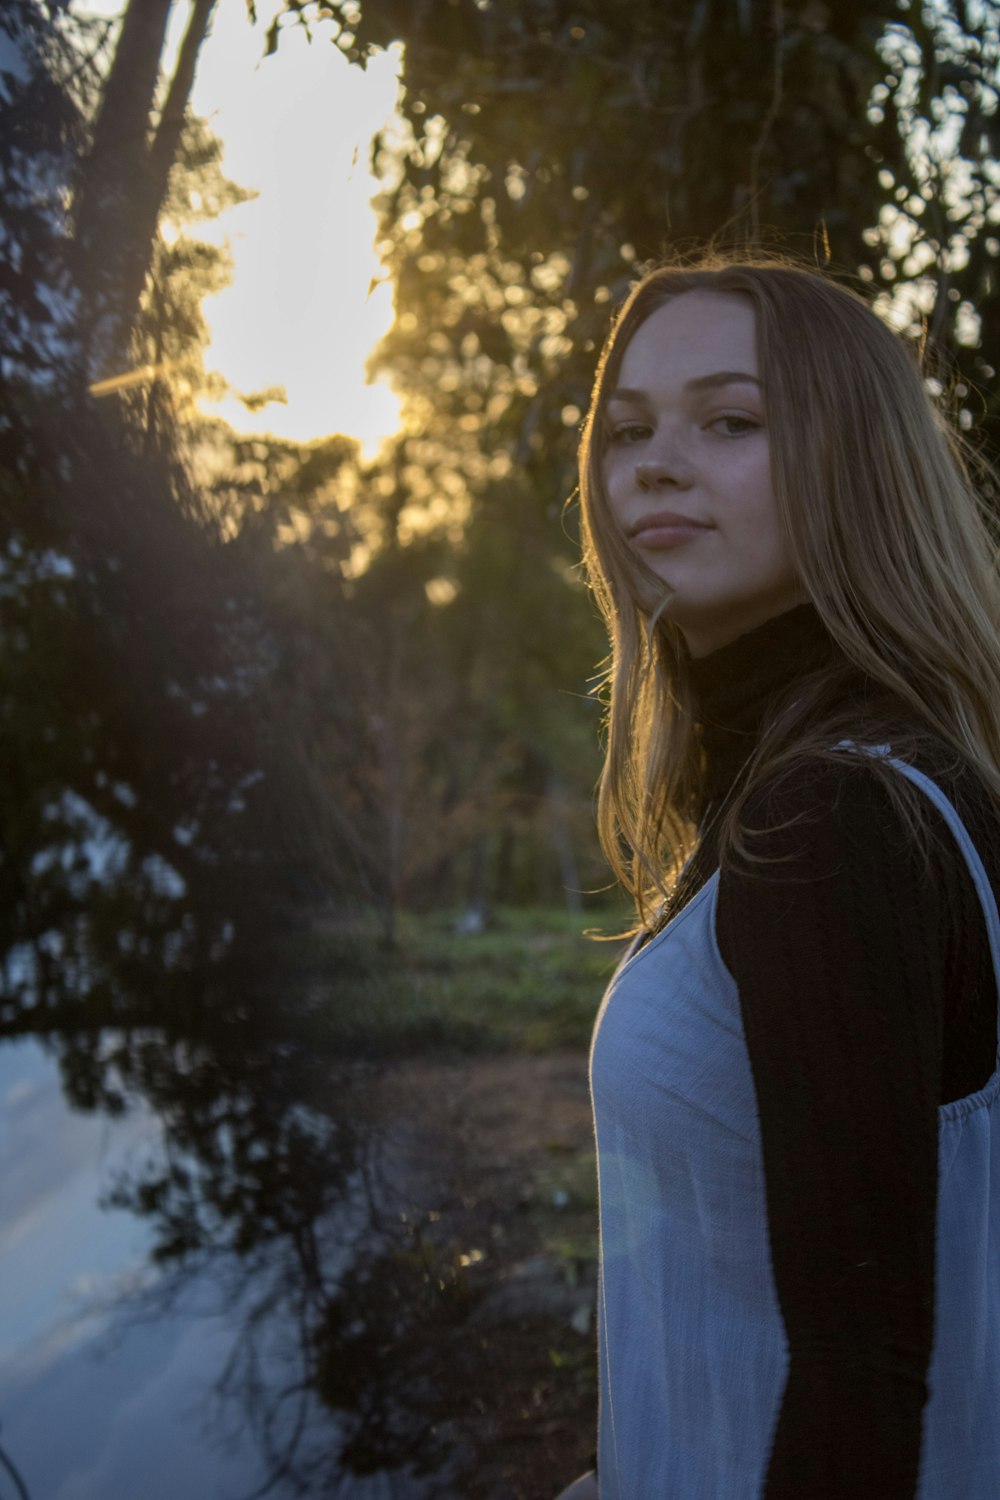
[687, 601, 838, 806]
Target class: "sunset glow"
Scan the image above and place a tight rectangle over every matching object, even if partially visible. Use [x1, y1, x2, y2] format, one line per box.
[81, 0, 404, 456]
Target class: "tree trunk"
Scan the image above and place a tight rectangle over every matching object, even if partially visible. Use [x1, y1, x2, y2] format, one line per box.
[119, 0, 218, 364]
[73, 0, 218, 382]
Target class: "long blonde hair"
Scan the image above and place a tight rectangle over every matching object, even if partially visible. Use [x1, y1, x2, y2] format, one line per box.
[578, 253, 1000, 928]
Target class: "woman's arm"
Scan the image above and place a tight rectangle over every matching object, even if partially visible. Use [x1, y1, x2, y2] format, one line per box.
[715, 759, 954, 1499]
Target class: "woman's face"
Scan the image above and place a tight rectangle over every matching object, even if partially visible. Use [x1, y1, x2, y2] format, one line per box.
[601, 289, 806, 658]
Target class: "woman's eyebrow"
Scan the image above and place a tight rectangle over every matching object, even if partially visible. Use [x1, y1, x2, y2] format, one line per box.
[608, 372, 762, 402]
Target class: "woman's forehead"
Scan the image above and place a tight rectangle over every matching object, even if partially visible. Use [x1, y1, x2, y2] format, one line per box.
[616, 292, 760, 391]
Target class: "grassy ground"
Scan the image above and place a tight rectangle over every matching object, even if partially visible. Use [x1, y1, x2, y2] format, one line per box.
[298, 903, 634, 1058]
[288, 903, 629, 1496]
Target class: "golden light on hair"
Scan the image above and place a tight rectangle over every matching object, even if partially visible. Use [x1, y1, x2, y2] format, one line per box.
[579, 252, 1000, 929]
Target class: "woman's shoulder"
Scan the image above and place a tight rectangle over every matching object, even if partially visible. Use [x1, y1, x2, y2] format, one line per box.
[729, 728, 990, 880]
[747, 723, 980, 806]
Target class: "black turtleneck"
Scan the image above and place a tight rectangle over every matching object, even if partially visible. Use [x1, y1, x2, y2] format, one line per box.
[671, 601, 998, 1500]
[689, 598, 836, 800]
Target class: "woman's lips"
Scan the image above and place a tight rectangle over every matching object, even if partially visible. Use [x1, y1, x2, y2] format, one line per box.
[631, 517, 710, 549]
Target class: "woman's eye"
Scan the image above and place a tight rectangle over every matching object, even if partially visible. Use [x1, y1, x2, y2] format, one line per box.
[608, 422, 650, 445]
[709, 414, 760, 437]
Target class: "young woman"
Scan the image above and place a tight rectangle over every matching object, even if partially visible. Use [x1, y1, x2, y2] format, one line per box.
[557, 258, 1000, 1499]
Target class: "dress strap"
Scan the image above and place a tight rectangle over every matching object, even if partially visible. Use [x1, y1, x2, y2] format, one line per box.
[833, 739, 1000, 1009]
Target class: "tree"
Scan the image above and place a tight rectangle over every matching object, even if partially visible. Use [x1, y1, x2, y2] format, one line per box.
[0, 0, 100, 393]
[71, 0, 219, 382]
[269, 0, 1000, 470]
[869, 4, 1000, 448]
[0, 3, 369, 1033]
[257, 3, 1000, 920]
[124, 112, 257, 454]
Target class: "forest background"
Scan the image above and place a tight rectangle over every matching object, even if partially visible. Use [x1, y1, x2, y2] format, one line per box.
[3, 1, 1000, 1495]
[7, 0, 1000, 1019]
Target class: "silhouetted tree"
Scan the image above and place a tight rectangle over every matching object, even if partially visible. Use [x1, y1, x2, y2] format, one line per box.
[72, 0, 219, 381]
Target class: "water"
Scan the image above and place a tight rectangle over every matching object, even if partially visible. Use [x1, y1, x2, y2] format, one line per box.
[0, 1032, 461, 1500]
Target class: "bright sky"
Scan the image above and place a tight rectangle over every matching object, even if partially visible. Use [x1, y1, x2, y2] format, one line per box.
[80, 1, 404, 456]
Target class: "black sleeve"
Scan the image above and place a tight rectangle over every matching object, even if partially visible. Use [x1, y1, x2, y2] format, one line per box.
[714, 759, 946, 1500]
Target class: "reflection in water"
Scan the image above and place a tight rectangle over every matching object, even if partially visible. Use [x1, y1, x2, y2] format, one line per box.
[0, 1423, 31, 1500]
[0, 1005, 473, 1499]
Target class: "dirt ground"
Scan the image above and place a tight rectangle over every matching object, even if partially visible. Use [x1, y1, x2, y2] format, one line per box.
[367, 1051, 600, 1500]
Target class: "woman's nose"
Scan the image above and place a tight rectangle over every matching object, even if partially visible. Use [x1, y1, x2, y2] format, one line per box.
[635, 457, 690, 490]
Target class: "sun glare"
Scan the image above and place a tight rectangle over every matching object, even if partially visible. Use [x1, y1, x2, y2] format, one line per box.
[78, 1, 404, 458]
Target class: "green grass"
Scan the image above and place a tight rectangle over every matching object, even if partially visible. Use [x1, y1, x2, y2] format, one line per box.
[295, 904, 633, 1058]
